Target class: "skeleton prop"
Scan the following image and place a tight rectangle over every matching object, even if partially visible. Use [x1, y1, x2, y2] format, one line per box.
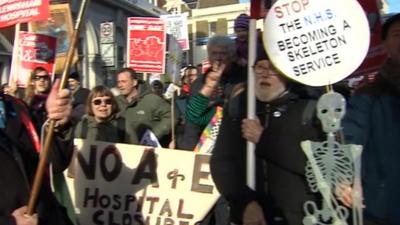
[301, 92, 363, 225]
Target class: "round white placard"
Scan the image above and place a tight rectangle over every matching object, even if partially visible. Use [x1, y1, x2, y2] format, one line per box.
[263, 0, 370, 86]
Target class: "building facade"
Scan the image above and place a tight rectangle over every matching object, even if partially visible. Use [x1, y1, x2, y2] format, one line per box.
[0, 0, 166, 88]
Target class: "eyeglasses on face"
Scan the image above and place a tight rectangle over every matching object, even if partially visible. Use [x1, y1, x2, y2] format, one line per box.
[33, 75, 50, 81]
[253, 65, 279, 76]
[92, 98, 112, 106]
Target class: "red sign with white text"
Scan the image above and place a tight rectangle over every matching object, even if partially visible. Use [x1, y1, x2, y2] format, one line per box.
[12, 31, 56, 87]
[0, 0, 49, 28]
[127, 17, 166, 74]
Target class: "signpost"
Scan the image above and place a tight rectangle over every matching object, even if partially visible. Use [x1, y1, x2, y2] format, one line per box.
[100, 22, 116, 67]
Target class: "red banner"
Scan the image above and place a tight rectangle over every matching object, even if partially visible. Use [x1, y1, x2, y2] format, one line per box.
[127, 17, 166, 74]
[0, 0, 49, 28]
[11, 31, 56, 87]
[352, 0, 386, 77]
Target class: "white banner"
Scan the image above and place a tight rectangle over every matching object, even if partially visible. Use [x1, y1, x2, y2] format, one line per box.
[65, 139, 220, 225]
[263, 0, 370, 86]
[161, 13, 189, 51]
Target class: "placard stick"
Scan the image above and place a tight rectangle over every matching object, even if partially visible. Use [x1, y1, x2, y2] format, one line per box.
[27, 0, 91, 215]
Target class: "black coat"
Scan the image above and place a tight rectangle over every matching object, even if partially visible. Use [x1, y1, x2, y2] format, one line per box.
[210, 90, 323, 225]
[0, 94, 73, 225]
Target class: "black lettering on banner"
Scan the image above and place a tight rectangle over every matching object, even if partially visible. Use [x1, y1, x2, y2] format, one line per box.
[78, 145, 98, 179]
[164, 218, 174, 225]
[137, 196, 144, 213]
[100, 145, 122, 181]
[134, 214, 145, 225]
[132, 148, 160, 187]
[122, 213, 133, 225]
[159, 199, 173, 217]
[108, 211, 119, 225]
[147, 196, 160, 214]
[93, 210, 104, 225]
[125, 195, 136, 211]
[84, 187, 99, 208]
[177, 199, 194, 219]
[191, 154, 213, 193]
[144, 215, 152, 225]
[99, 194, 111, 208]
[112, 195, 121, 210]
[343, 20, 351, 30]
[292, 52, 341, 76]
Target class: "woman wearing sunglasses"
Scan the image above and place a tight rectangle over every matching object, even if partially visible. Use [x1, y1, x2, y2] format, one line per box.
[74, 85, 138, 144]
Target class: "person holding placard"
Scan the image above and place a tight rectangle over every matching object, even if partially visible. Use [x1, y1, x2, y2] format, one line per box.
[210, 48, 323, 225]
[0, 79, 73, 225]
[343, 13, 400, 225]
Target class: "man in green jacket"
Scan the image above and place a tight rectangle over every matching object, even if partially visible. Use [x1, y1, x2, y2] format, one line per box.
[115, 68, 173, 143]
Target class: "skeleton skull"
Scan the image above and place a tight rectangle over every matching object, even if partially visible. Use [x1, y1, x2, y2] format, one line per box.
[316, 92, 346, 133]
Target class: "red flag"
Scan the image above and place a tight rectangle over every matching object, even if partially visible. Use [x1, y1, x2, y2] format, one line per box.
[250, 0, 267, 19]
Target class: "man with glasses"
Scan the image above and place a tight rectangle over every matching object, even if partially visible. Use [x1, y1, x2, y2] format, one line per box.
[211, 48, 323, 225]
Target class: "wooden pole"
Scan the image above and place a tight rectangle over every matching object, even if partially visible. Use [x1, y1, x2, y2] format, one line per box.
[27, 0, 90, 215]
[170, 91, 176, 148]
[10, 23, 21, 87]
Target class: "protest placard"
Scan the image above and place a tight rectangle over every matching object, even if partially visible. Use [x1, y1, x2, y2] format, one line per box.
[263, 0, 370, 86]
[127, 17, 166, 74]
[0, 0, 49, 28]
[64, 139, 220, 225]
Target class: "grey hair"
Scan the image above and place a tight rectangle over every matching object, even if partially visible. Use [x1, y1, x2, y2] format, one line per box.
[207, 35, 236, 59]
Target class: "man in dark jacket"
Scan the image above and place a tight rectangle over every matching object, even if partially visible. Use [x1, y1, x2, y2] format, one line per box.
[210, 53, 323, 225]
[0, 79, 73, 225]
[68, 71, 90, 124]
[343, 13, 400, 225]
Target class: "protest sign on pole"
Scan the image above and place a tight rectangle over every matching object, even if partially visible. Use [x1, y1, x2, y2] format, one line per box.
[166, 35, 183, 84]
[263, 0, 370, 86]
[127, 17, 166, 74]
[161, 13, 190, 51]
[63, 139, 220, 225]
[0, 0, 49, 28]
[29, 3, 77, 74]
[10, 31, 56, 87]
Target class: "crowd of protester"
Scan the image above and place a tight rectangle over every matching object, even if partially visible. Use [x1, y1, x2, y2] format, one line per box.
[0, 12, 399, 225]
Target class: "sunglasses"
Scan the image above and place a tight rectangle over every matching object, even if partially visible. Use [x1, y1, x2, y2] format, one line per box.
[33, 75, 50, 81]
[92, 98, 112, 106]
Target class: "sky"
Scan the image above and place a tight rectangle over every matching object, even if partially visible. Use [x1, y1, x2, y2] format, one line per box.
[239, 0, 400, 14]
[388, 0, 400, 13]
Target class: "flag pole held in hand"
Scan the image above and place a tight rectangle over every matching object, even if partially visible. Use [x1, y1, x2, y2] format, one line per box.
[27, 0, 90, 215]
